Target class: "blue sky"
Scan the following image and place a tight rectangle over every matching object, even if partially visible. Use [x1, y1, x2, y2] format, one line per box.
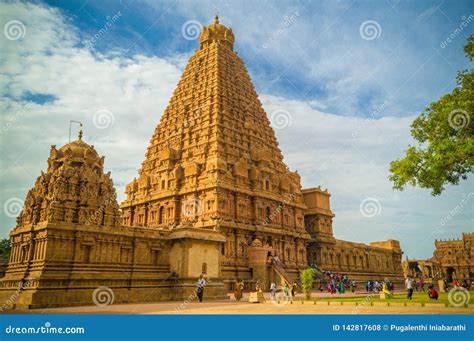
[43, 0, 472, 116]
[0, 0, 473, 259]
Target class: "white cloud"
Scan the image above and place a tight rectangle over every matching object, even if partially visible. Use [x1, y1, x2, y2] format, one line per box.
[0, 1, 471, 259]
[261, 94, 473, 257]
[0, 1, 182, 223]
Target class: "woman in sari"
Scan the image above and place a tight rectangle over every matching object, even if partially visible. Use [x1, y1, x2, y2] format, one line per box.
[382, 278, 394, 298]
[234, 279, 244, 301]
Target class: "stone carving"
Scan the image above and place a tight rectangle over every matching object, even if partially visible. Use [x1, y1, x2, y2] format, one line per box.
[15, 132, 121, 228]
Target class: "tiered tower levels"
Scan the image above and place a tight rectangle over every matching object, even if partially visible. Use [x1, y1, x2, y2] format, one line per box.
[120, 16, 310, 281]
[121, 17, 307, 233]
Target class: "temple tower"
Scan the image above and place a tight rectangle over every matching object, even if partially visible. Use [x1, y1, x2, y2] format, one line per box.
[1, 131, 123, 308]
[120, 16, 311, 288]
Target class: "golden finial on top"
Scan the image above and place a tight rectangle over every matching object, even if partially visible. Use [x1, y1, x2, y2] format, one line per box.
[78, 129, 83, 140]
[199, 13, 234, 50]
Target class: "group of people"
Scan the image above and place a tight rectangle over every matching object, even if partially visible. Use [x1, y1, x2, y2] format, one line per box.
[447, 279, 470, 291]
[199, 273, 468, 304]
[273, 281, 298, 301]
[235, 279, 299, 301]
[319, 272, 357, 294]
[405, 275, 438, 300]
[364, 279, 394, 293]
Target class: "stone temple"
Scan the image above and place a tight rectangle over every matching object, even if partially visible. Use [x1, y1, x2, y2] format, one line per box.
[0, 17, 404, 309]
[403, 233, 473, 286]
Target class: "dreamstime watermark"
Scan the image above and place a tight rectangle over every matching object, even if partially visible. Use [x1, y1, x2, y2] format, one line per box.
[359, 20, 382, 41]
[262, 10, 300, 49]
[359, 197, 382, 218]
[270, 109, 292, 129]
[1, 279, 32, 311]
[84, 11, 123, 49]
[84, 194, 116, 226]
[3, 19, 26, 40]
[3, 197, 23, 218]
[174, 278, 211, 313]
[92, 286, 115, 306]
[179, 100, 212, 133]
[440, 192, 473, 226]
[1, 103, 30, 135]
[264, 191, 297, 225]
[155, 100, 213, 153]
[440, 15, 474, 49]
[448, 109, 470, 130]
[352, 100, 390, 138]
[181, 197, 203, 218]
[270, 289, 290, 307]
[5, 322, 85, 335]
[351, 291, 376, 314]
[448, 286, 470, 307]
[93, 109, 115, 129]
[181, 20, 203, 40]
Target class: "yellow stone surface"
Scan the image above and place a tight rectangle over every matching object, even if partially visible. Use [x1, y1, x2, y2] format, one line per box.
[248, 292, 265, 303]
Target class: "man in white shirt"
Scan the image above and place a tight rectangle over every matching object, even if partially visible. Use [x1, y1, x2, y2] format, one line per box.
[405, 276, 414, 300]
[196, 274, 207, 302]
[270, 282, 277, 298]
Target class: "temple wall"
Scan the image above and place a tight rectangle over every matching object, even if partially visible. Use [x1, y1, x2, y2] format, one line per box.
[311, 239, 404, 284]
[0, 223, 227, 309]
[303, 187, 404, 286]
[432, 233, 473, 287]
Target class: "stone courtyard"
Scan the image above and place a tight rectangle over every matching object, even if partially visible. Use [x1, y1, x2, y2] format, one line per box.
[7, 294, 472, 315]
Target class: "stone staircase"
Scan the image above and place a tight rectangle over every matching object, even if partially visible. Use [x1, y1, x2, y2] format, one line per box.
[271, 258, 300, 286]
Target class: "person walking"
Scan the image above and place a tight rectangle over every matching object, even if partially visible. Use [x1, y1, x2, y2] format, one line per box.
[283, 282, 290, 301]
[291, 282, 297, 299]
[196, 274, 207, 303]
[270, 282, 277, 298]
[405, 276, 414, 300]
[234, 279, 244, 301]
[350, 280, 356, 293]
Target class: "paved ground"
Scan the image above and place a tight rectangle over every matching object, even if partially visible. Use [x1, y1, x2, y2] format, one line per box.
[8, 301, 472, 315]
[5, 292, 472, 315]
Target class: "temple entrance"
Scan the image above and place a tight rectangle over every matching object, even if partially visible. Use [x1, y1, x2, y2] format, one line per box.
[407, 261, 423, 278]
[426, 265, 432, 278]
[446, 267, 455, 283]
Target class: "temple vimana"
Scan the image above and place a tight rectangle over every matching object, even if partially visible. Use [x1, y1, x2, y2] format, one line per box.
[0, 17, 405, 309]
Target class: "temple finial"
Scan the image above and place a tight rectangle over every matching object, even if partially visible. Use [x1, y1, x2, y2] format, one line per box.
[69, 120, 83, 142]
[214, 14, 219, 24]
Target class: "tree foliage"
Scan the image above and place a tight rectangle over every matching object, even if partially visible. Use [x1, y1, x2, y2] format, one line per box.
[0, 239, 11, 259]
[300, 268, 316, 299]
[389, 35, 474, 195]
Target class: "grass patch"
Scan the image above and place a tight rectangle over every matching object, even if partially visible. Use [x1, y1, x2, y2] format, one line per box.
[316, 292, 473, 305]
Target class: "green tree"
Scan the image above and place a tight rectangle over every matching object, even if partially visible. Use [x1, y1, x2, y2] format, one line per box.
[389, 35, 474, 195]
[300, 268, 316, 300]
[0, 238, 11, 260]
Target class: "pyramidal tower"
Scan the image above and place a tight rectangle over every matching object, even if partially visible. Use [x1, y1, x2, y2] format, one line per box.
[121, 16, 311, 284]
